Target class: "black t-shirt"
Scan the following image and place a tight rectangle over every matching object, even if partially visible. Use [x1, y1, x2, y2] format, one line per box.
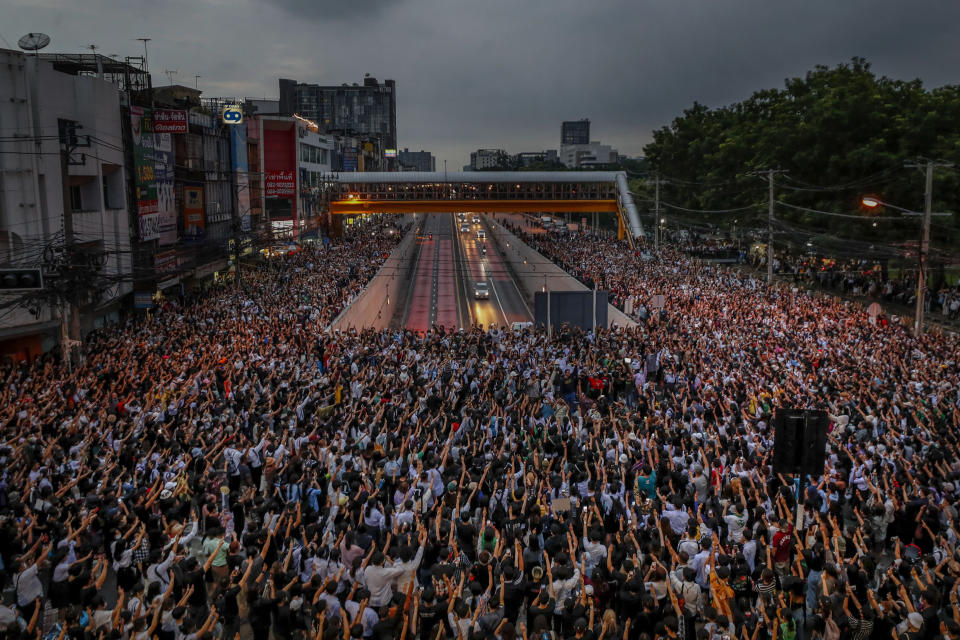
[528, 596, 555, 627]
[418, 600, 445, 638]
[559, 604, 587, 637]
[186, 569, 207, 607]
[249, 597, 276, 630]
[616, 587, 644, 617]
[372, 613, 401, 640]
[274, 603, 294, 638]
[456, 521, 478, 549]
[504, 577, 531, 619]
[217, 585, 241, 618]
[564, 630, 596, 640]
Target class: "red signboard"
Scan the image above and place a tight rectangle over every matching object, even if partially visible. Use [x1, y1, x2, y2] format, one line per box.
[265, 170, 295, 198]
[153, 109, 188, 134]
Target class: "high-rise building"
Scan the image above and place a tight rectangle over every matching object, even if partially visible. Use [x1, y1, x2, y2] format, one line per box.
[561, 119, 590, 146]
[398, 148, 436, 172]
[278, 76, 397, 150]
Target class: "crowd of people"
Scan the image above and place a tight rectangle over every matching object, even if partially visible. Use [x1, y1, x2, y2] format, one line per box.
[766, 256, 960, 324]
[1, 214, 959, 640]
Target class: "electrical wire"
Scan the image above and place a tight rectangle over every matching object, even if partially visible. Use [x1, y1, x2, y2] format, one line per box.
[659, 201, 758, 214]
[775, 201, 905, 220]
[776, 165, 904, 192]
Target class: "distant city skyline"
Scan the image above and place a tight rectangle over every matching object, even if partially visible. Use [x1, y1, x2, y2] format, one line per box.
[3, 0, 958, 168]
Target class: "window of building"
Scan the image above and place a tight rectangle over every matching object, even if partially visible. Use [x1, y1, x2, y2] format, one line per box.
[69, 185, 83, 211]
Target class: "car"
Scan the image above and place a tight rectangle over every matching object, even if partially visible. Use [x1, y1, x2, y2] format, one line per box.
[472, 216, 480, 224]
[474, 281, 489, 299]
[477, 230, 486, 241]
[460, 224, 470, 233]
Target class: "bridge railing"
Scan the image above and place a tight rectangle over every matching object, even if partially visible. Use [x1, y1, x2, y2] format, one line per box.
[332, 181, 618, 202]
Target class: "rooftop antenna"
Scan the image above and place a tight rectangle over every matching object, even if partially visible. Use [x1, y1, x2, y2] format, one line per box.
[17, 32, 51, 58]
[164, 69, 178, 85]
[135, 37, 151, 72]
[85, 44, 104, 78]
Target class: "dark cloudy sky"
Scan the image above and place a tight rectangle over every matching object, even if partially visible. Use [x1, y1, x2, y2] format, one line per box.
[4, 0, 959, 167]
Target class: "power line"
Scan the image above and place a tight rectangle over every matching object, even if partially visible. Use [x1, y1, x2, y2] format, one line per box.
[775, 201, 903, 220]
[660, 201, 757, 214]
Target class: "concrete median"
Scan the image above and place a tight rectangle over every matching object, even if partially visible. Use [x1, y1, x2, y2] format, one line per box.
[484, 216, 636, 329]
[329, 217, 421, 331]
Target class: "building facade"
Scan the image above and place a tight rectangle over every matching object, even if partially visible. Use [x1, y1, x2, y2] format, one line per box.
[561, 119, 590, 146]
[0, 49, 137, 360]
[515, 150, 559, 167]
[259, 115, 338, 240]
[398, 148, 436, 172]
[278, 76, 397, 151]
[469, 149, 507, 171]
[560, 141, 619, 169]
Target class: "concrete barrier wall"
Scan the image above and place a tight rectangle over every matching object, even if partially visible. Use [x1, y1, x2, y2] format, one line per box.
[330, 217, 420, 331]
[485, 216, 636, 329]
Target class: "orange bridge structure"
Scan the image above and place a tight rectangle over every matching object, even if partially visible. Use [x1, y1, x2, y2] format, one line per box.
[327, 171, 644, 245]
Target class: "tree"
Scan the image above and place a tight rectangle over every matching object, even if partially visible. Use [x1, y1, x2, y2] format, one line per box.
[642, 58, 960, 258]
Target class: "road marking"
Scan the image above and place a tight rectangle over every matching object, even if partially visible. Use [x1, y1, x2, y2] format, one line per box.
[482, 215, 533, 322]
[487, 276, 510, 327]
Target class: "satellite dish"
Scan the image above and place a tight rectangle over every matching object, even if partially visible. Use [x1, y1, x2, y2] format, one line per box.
[18, 33, 51, 52]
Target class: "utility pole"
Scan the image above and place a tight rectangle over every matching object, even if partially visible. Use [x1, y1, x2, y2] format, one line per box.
[904, 159, 953, 336]
[653, 175, 660, 252]
[58, 120, 81, 371]
[749, 169, 787, 285]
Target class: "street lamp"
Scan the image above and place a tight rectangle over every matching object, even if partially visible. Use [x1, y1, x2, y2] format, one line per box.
[860, 196, 952, 336]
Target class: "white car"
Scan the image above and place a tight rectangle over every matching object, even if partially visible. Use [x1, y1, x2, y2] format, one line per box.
[474, 281, 489, 299]
[477, 230, 486, 241]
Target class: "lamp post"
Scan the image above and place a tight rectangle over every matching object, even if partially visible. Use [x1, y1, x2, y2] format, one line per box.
[862, 182, 952, 336]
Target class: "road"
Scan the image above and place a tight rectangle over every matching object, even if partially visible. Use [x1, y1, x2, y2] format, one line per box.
[402, 213, 531, 331]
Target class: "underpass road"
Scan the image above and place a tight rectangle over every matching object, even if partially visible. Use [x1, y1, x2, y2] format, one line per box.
[460, 215, 532, 328]
[403, 213, 531, 331]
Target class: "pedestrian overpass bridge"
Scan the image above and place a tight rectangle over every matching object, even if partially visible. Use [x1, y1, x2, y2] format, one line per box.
[328, 171, 644, 244]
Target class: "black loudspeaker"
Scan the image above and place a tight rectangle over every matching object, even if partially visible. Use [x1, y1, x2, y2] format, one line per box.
[772, 409, 829, 477]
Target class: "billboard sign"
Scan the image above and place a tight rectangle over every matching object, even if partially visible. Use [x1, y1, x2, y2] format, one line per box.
[154, 132, 177, 245]
[184, 184, 205, 233]
[131, 106, 159, 241]
[265, 170, 295, 198]
[384, 148, 397, 158]
[221, 105, 243, 125]
[153, 109, 188, 134]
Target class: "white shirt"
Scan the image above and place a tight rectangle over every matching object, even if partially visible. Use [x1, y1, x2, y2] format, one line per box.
[15, 564, 43, 607]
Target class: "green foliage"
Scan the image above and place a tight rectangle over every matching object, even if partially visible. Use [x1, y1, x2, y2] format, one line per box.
[643, 58, 960, 257]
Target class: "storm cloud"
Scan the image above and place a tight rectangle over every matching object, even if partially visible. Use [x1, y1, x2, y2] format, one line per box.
[3, 0, 958, 166]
